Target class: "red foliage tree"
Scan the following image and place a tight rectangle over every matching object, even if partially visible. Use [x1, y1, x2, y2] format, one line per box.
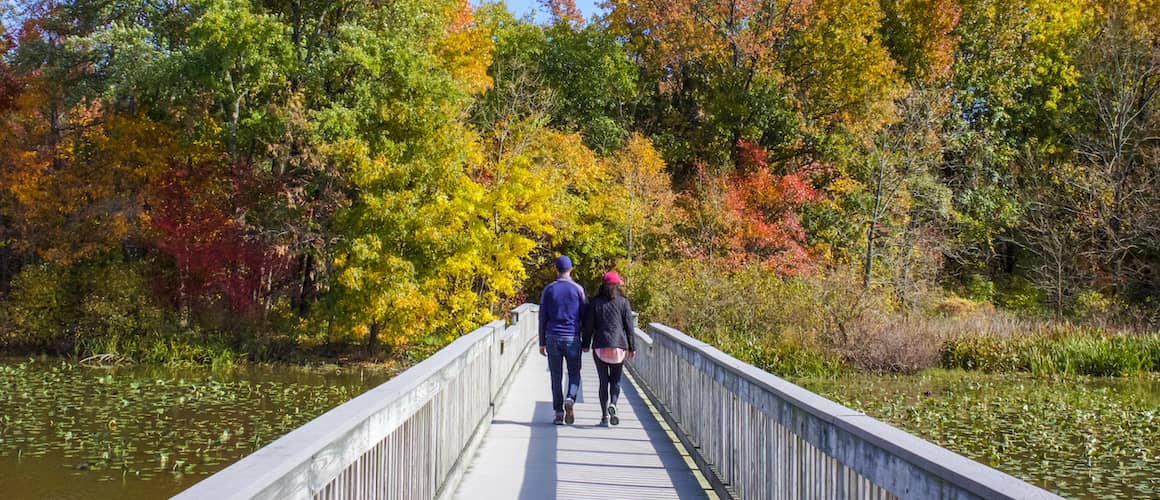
[724, 168, 818, 275]
[725, 140, 821, 274]
[541, 0, 584, 25]
[150, 162, 293, 313]
[0, 32, 20, 114]
[676, 141, 823, 275]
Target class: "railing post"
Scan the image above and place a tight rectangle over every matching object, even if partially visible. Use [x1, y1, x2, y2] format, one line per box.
[487, 320, 504, 403]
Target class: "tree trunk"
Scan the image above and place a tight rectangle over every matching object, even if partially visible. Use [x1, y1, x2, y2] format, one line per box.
[863, 223, 875, 289]
[366, 321, 380, 354]
[291, 1, 302, 80]
[627, 228, 635, 263]
[295, 253, 314, 315]
[0, 242, 11, 294]
[228, 95, 241, 159]
[1003, 239, 1017, 275]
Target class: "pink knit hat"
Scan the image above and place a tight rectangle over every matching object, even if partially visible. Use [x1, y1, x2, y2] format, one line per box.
[602, 271, 623, 285]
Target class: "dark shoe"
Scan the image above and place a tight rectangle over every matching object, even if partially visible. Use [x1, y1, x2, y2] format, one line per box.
[553, 412, 564, 425]
[563, 398, 575, 424]
[608, 404, 619, 426]
[598, 417, 609, 427]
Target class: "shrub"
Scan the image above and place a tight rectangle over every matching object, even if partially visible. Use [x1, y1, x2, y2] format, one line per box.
[624, 259, 821, 348]
[996, 276, 1044, 314]
[834, 314, 948, 373]
[1, 260, 173, 358]
[74, 262, 169, 353]
[625, 259, 844, 376]
[711, 328, 847, 378]
[934, 297, 980, 317]
[745, 342, 847, 378]
[1, 262, 75, 352]
[1074, 291, 1113, 318]
[625, 259, 1159, 377]
[626, 260, 936, 374]
[941, 336, 1016, 372]
[964, 274, 995, 303]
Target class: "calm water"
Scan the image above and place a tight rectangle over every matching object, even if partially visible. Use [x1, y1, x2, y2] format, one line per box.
[0, 357, 395, 499]
[795, 371, 1160, 499]
[5, 358, 1157, 499]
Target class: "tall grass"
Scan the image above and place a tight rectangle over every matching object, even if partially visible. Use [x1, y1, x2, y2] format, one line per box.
[942, 333, 1160, 376]
[625, 260, 848, 377]
[625, 259, 1160, 377]
[71, 331, 243, 369]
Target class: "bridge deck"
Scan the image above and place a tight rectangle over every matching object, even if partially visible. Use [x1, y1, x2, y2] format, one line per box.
[453, 348, 714, 500]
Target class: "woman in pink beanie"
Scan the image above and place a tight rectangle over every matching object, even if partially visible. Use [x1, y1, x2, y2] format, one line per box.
[581, 271, 636, 426]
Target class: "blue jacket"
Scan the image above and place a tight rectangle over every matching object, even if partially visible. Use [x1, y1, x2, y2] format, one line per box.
[539, 277, 587, 346]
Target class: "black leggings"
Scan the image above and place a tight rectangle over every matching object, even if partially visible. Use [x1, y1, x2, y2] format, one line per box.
[592, 352, 624, 417]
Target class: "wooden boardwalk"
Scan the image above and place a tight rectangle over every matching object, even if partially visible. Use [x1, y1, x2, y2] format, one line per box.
[176, 311, 1059, 500]
[453, 347, 714, 500]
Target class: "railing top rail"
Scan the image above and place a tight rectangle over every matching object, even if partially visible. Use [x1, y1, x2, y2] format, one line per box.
[511, 303, 538, 315]
[498, 324, 518, 343]
[632, 327, 654, 346]
[644, 322, 1061, 500]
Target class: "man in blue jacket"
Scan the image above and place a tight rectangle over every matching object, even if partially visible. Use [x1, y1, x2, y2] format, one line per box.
[539, 255, 586, 425]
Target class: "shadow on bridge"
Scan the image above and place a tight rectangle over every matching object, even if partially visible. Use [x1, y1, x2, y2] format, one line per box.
[454, 352, 711, 500]
[514, 402, 557, 500]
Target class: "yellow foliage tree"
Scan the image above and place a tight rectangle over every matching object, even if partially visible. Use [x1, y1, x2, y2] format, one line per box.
[601, 134, 677, 263]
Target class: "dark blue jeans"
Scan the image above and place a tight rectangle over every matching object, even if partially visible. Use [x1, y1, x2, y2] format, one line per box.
[546, 335, 581, 413]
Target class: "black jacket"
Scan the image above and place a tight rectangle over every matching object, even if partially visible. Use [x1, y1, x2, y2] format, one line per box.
[582, 295, 636, 352]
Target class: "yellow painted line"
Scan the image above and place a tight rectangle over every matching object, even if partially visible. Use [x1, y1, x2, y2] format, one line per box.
[625, 369, 720, 499]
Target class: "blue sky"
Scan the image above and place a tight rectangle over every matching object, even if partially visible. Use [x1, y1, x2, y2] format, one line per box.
[480, 0, 607, 23]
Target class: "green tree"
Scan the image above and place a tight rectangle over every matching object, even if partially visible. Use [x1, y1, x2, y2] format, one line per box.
[475, 4, 637, 153]
[941, 0, 1092, 280]
[608, 0, 902, 177]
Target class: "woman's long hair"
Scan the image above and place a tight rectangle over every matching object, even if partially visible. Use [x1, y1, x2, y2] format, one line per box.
[598, 282, 624, 299]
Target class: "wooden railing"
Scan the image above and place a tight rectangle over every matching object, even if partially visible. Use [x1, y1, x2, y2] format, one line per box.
[173, 304, 539, 500]
[629, 323, 1064, 500]
[177, 306, 1066, 500]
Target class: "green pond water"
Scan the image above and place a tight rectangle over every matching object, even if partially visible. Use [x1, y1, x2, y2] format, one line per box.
[794, 371, 1160, 499]
[0, 357, 395, 500]
[3, 357, 1156, 499]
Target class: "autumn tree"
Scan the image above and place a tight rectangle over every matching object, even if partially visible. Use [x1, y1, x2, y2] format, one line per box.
[608, 0, 902, 177]
[1042, 3, 1160, 302]
[601, 134, 677, 263]
[878, 0, 960, 84]
[671, 140, 820, 275]
[855, 90, 946, 289]
[4, 0, 1160, 359]
[0, 23, 24, 292]
[541, 0, 584, 25]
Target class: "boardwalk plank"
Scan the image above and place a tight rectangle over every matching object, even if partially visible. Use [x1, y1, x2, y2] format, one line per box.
[453, 350, 712, 500]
